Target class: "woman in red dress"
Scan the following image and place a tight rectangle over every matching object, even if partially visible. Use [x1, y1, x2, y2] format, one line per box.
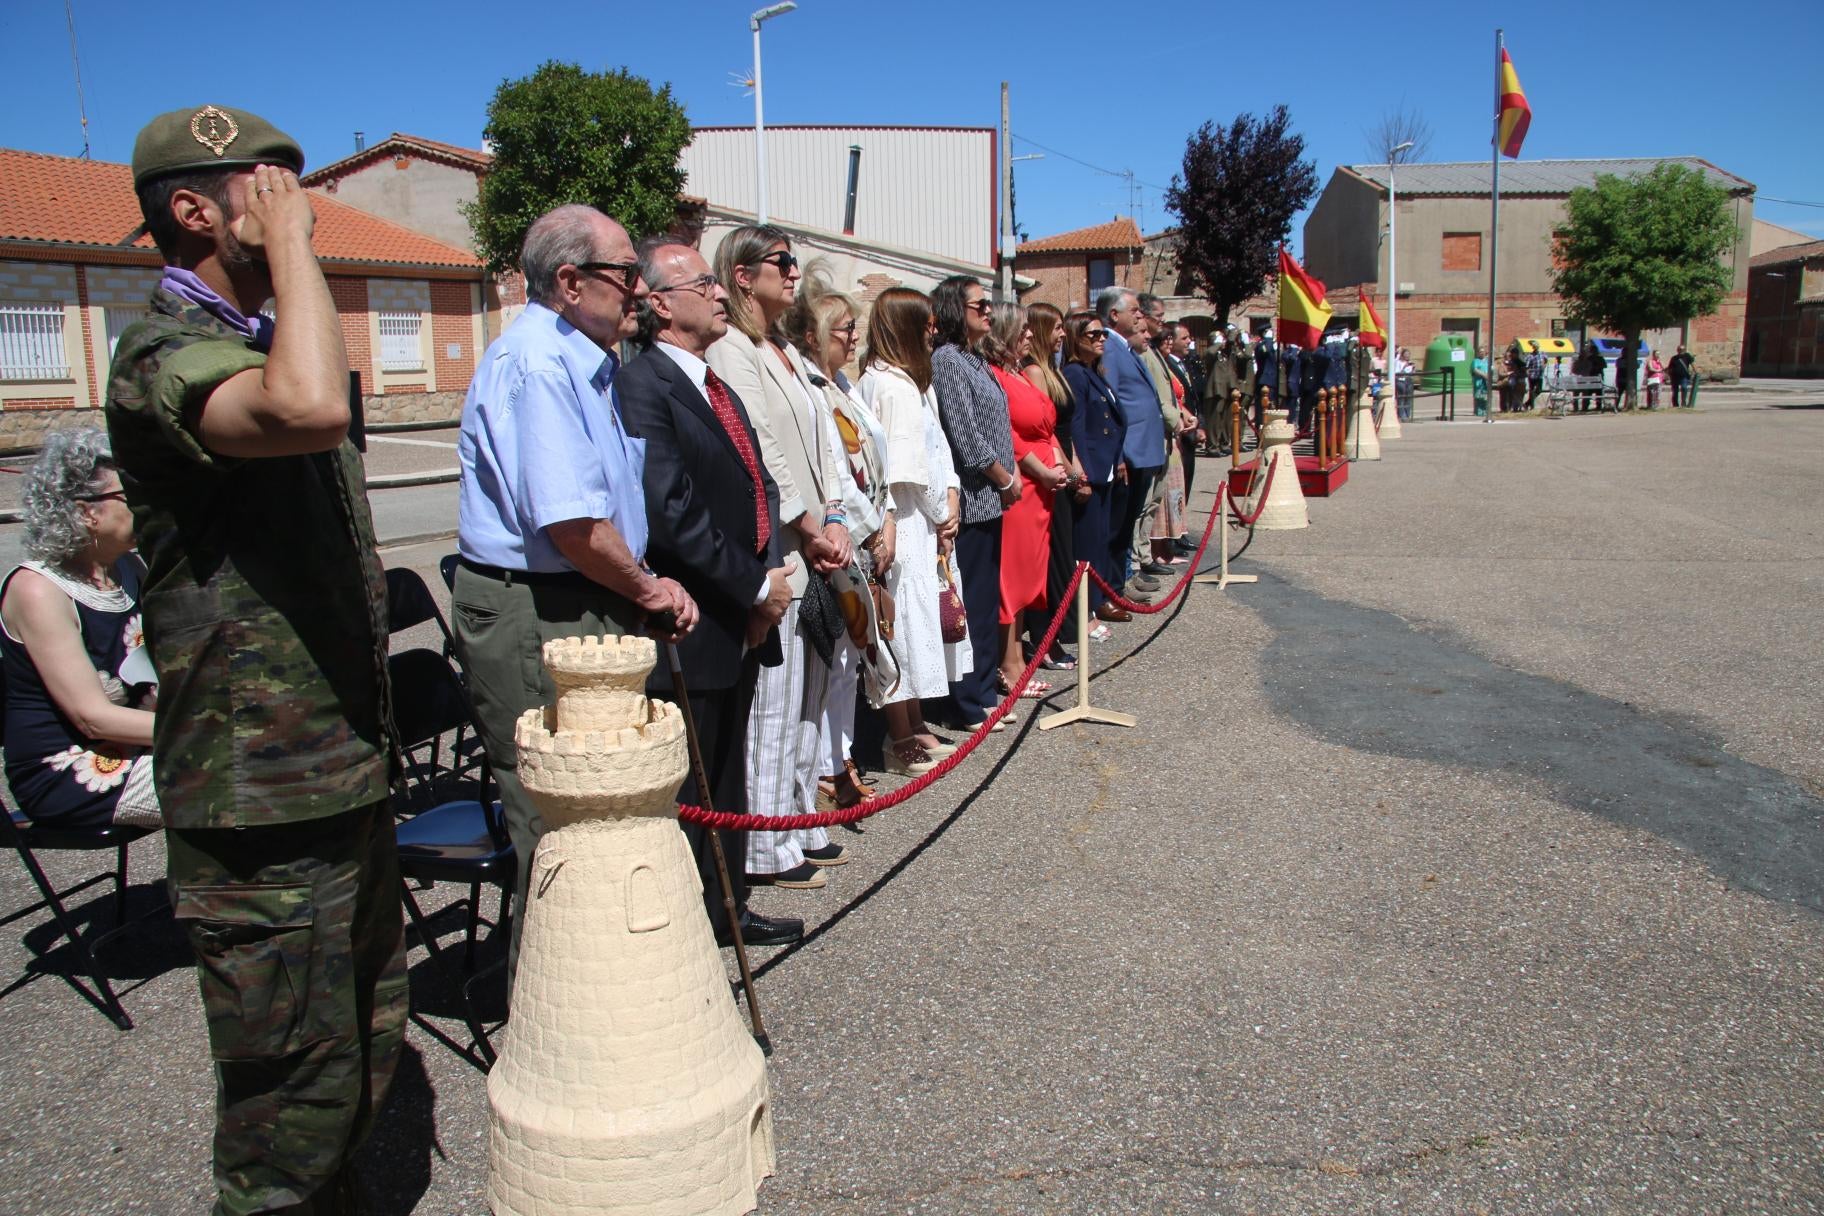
[984, 304, 1068, 698]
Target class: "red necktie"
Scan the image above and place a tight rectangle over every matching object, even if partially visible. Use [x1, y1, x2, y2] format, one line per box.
[702, 367, 771, 553]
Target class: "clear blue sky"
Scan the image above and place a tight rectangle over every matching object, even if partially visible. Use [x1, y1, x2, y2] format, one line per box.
[7, 0, 1822, 250]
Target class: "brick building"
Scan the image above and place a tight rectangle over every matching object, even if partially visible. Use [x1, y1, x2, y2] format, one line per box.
[1303, 158, 1756, 369]
[0, 148, 487, 450]
[1014, 218, 1145, 314]
[1742, 239, 1824, 378]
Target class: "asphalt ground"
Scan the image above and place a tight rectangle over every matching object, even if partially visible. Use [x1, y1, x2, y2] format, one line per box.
[0, 389, 1820, 1212]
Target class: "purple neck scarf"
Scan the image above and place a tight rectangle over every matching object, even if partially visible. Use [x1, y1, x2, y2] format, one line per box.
[160, 267, 274, 352]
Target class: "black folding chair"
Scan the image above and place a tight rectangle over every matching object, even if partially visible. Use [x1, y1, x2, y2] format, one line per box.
[389, 647, 513, 1069]
[385, 566, 479, 786]
[0, 669, 158, 1031]
[438, 553, 459, 593]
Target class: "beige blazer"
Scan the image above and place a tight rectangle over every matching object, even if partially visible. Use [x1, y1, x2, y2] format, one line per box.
[706, 327, 835, 598]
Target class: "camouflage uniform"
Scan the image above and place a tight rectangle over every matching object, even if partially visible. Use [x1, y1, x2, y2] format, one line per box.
[107, 286, 406, 1215]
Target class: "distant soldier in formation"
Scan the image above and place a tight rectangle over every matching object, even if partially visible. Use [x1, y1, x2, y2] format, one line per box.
[106, 105, 406, 1213]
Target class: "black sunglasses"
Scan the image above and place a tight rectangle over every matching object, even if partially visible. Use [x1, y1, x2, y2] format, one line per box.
[964, 299, 993, 316]
[1083, 329, 1108, 341]
[573, 261, 640, 290]
[77, 490, 128, 504]
[754, 250, 798, 274]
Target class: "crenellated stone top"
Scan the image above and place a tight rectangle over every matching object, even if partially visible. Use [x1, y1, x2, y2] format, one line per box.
[515, 634, 691, 828]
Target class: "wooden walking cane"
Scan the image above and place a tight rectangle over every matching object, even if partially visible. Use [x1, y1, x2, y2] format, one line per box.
[659, 635, 773, 1055]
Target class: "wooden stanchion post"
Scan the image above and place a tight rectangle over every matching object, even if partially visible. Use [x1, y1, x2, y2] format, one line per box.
[1230, 388, 1242, 469]
[1039, 565, 1137, 731]
[1194, 484, 1257, 590]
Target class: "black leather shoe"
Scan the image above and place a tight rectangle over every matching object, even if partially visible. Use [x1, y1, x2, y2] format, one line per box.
[1140, 561, 1174, 577]
[1172, 538, 1199, 555]
[716, 908, 804, 948]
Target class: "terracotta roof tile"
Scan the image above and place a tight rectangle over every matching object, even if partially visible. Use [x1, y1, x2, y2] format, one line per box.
[301, 133, 495, 185]
[1750, 238, 1824, 268]
[1018, 217, 1142, 254]
[0, 147, 480, 271]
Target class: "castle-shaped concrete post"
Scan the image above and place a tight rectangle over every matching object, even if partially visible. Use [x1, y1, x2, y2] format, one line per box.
[488, 635, 775, 1216]
[1350, 386, 1382, 460]
[1376, 383, 1402, 439]
[1252, 407, 1309, 531]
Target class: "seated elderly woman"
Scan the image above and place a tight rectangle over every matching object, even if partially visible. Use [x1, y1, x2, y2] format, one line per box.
[0, 429, 159, 829]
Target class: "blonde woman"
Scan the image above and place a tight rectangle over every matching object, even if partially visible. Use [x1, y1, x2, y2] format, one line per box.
[782, 263, 896, 808]
[857, 288, 969, 774]
[707, 225, 850, 888]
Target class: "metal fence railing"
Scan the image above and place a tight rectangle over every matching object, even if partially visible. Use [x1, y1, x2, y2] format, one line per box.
[377, 311, 425, 373]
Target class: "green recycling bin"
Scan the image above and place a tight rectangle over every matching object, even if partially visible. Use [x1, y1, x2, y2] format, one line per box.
[1423, 334, 1476, 415]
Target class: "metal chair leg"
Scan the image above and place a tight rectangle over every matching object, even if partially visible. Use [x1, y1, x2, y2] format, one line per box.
[11, 844, 133, 1030]
[400, 879, 496, 1069]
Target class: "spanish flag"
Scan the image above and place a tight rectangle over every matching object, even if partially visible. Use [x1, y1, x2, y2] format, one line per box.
[1276, 248, 1332, 349]
[1498, 48, 1531, 158]
[1358, 289, 1387, 349]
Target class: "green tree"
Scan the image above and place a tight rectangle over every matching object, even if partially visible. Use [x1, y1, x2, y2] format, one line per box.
[464, 61, 691, 275]
[1551, 163, 1737, 406]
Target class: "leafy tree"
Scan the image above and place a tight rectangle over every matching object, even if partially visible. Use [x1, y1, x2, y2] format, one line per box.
[1551, 163, 1736, 406]
[1164, 106, 1318, 325]
[465, 61, 691, 275]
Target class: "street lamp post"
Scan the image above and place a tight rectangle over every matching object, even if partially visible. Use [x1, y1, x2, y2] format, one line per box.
[1387, 140, 1413, 410]
[750, 2, 796, 226]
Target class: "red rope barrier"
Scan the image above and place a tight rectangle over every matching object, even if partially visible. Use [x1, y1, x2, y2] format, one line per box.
[1223, 450, 1277, 528]
[1085, 494, 1221, 616]
[677, 560, 1087, 832]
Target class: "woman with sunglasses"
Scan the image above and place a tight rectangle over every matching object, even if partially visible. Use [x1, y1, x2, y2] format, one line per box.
[1, 429, 161, 829]
[1060, 312, 1129, 635]
[982, 303, 1067, 699]
[708, 225, 852, 890]
[782, 262, 896, 808]
[928, 276, 1019, 730]
[1020, 303, 1089, 669]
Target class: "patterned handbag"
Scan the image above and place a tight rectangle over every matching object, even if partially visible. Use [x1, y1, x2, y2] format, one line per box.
[936, 553, 967, 644]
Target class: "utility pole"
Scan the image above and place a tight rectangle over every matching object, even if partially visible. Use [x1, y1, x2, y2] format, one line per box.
[999, 82, 1013, 302]
[750, 2, 796, 225]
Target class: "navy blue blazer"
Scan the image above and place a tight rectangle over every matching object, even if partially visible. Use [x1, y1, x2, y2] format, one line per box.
[1101, 330, 1167, 471]
[1062, 361, 1126, 484]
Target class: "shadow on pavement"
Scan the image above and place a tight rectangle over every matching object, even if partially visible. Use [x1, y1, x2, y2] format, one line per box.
[1250, 571, 1824, 915]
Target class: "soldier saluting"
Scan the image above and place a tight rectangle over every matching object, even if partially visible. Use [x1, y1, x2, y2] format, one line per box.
[105, 105, 405, 1214]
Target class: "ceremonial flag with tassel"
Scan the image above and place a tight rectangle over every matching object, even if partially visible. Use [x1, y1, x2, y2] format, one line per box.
[1275, 248, 1333, 348]
[1497, 48, 1531, 158]
[1358, 289, 1387, 349]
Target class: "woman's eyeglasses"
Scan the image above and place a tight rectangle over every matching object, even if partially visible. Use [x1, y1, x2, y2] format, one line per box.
[964, 300, 992, 316]
[755, 250, 798, 274]
[832, 322, 859, 337]
[77, 490, 128, 504]
[1083, 329, 1108, 341]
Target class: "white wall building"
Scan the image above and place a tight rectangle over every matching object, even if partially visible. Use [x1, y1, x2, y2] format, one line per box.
[680, 125, 997, 270]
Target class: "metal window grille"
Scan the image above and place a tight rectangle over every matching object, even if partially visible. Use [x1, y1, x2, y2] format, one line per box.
[104, 307, 150, 361]
[378, 311, 424, 372]
[0, 303, 71, 381]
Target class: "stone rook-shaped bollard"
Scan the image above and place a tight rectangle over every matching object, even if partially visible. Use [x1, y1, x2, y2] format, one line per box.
[1349, 385, 1382, 460]
[1252, 404, 1309, 530]
[1376, 383, 1402, 440]
[488, 635, 775, 1216]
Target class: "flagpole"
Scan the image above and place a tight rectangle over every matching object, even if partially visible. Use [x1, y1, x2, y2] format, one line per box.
[1487, 27, 1502, 423]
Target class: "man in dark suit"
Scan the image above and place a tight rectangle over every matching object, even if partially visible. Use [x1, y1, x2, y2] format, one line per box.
[617, 239, 801, 948]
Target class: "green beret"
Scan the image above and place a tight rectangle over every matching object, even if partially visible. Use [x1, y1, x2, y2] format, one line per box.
[131, 105, 304, 189]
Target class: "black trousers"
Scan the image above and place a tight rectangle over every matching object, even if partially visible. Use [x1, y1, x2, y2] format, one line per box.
[676, 650, 759, 925]
[947, 516, 1003, 723]
[1111, 466, 1158, 586]
[1027, 489, 1078, 647]
[1179, 432, 1199, 503]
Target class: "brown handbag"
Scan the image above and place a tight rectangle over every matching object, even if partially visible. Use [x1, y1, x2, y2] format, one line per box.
[937, 553, 967, 643]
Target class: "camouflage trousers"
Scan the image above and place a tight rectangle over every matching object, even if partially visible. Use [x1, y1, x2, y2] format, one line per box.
[167, 801, 409, 1215]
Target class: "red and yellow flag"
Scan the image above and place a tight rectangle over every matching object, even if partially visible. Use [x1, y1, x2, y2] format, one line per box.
[1276, 248, 1332, 348]
[1357, 289, 1387, 349]
[1498, 48, 1531, 158]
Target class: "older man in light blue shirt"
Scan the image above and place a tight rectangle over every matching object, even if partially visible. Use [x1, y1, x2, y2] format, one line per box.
[450, 204, 697, 977]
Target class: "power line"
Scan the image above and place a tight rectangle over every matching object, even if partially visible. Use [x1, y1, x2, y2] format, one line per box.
[1011, 132, 1170, 192]
[64, 0, 90, 159]
[1759, 196, 1824, 210]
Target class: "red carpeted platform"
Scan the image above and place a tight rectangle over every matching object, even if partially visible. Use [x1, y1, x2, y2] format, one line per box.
[1227, 457, 1349, 498]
